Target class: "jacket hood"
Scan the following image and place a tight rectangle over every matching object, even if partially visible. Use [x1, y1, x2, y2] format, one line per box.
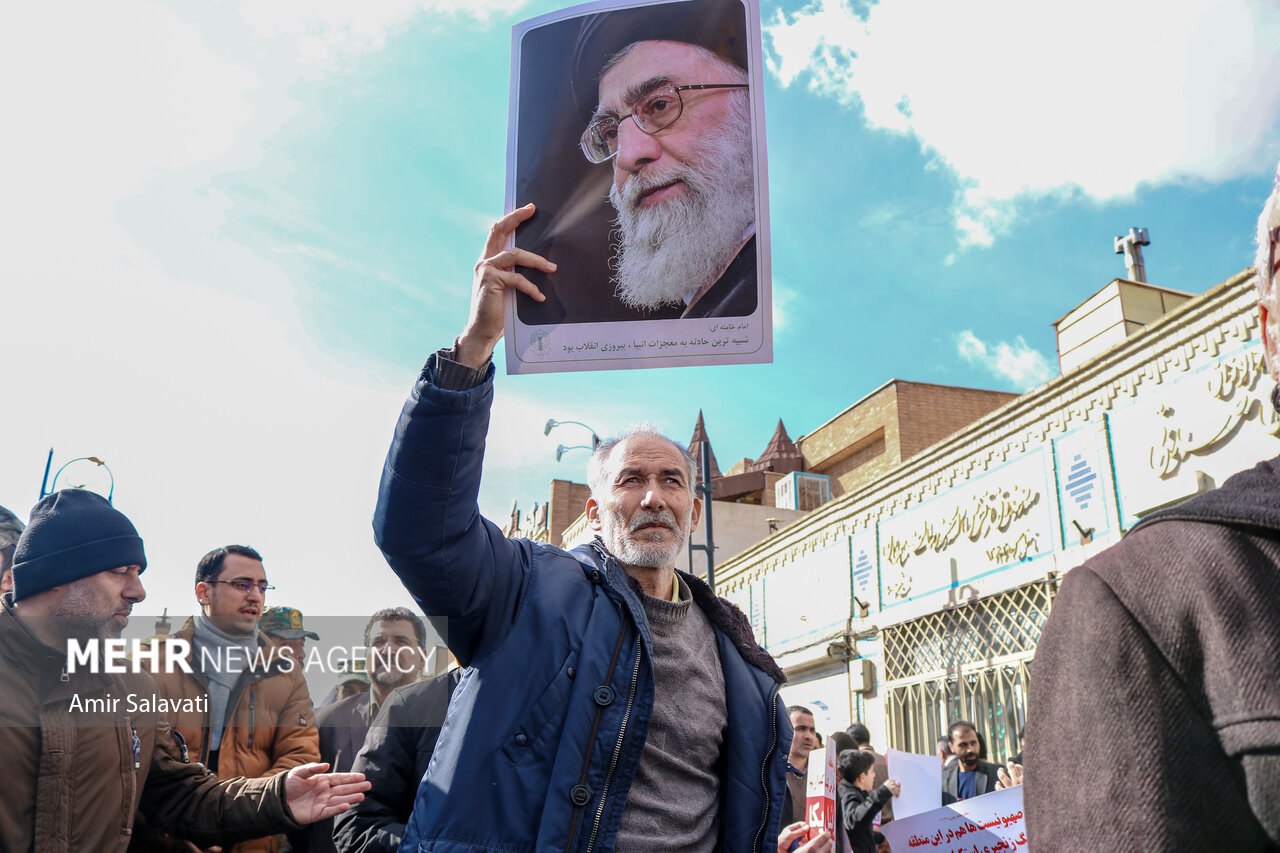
[1134, 454, 1280, 536]
[679, 569, 787, 685]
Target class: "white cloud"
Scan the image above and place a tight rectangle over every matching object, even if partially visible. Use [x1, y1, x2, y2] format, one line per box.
[771, 279, 799, 332]
[0, 1, 530, 622]
[235, 0, 530, 70]
[765, 0, 1280, 247]
[956, 330, 1054, 389]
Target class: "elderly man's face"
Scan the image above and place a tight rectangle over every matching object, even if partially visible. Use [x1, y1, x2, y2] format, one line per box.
[596, 40, 755, 311]
[599, 41, 741, 199]
[587, 434, 702, 572]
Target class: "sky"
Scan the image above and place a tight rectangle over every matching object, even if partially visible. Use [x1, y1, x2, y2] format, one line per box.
[2, 0, 1279, 628]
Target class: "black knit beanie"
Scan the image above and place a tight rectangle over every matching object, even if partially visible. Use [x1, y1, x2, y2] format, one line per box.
[11, 489, 147, 601]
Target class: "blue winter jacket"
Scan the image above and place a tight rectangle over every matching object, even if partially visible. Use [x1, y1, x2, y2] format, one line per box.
[373, 355, 791, 853]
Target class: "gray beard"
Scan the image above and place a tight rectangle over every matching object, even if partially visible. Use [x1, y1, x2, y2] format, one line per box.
[608, 107, 756, 311]
[600, 507, 691, 570]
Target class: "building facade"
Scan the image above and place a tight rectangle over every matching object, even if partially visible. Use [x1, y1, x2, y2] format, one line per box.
[715, 269, 1278, 761]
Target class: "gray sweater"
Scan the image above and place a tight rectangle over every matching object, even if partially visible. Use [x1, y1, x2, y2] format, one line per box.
[616, 575, 728, 853]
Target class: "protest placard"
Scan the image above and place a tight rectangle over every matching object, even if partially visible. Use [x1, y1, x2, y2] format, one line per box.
[881, 786, 1028, 852]
[805, 741, 836, 839]
[887, 747, 943, 820]
[504, 0, 773, 373]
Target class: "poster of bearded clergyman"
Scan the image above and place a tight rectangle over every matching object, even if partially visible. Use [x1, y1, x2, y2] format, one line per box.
[503, 0, 772, 374]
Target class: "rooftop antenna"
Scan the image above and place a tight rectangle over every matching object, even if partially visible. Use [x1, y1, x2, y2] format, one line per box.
[1114, 227, 1151, 282]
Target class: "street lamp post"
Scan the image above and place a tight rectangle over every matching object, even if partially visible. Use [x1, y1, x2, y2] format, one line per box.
[555, 444, 594, 462]
[39, 450, 116, 504]
[544, 418, 601, 449]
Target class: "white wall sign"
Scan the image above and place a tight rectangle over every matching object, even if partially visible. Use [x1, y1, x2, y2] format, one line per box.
[1052, 423, 1114, 548]
[877, 449, 1054, 609]
[765, 538, 851, 654]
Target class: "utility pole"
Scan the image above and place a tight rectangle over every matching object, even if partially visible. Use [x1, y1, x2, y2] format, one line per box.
[688, 441, 716, 592]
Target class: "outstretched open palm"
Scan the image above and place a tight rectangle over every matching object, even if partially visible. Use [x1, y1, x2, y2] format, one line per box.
[283, 763, 372, 823]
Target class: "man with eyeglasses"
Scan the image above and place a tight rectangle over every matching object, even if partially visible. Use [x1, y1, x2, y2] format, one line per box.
[540, 0, 757, 322]
[581, 27, 757, 320]
[142, 544, 320, 853]
[1024, 163, 1280, 848]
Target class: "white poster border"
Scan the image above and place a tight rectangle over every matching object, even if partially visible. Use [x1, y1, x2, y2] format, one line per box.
[504, 0, 773, 374]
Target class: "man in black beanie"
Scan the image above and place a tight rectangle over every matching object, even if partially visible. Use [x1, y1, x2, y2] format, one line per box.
[0, 488, 370, 852]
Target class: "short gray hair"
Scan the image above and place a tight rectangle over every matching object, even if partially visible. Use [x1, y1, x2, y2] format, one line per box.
[586, 423, 698, 499]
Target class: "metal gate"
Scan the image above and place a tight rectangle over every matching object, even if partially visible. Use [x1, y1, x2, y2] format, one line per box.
[881, 579, 1057, 764]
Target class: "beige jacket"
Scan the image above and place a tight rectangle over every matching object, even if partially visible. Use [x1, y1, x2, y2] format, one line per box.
[143, 617, 319, 853]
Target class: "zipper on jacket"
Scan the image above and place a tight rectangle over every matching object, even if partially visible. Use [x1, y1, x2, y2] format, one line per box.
[563, 617, 629, 853]
[248, 685, 256, 749]
[752, 682, 782, 853]
[121, 716, 139, 833]
[583, 639, 643, 853]
[130, 719, 141, 769]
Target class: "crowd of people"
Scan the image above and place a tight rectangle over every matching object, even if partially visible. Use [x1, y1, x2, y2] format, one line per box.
[2, 11, 1280, 846]
[0, 492, 1023, 853]
[777, 707, 1022, 853]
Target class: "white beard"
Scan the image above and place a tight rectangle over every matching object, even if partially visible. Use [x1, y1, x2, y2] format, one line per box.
[608, 102, 755, 311]
[600, 507, 692, 570]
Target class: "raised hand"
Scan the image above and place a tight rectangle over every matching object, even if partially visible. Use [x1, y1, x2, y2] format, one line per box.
[996, 761, 1024, 789]
[455, 203, 555, 368]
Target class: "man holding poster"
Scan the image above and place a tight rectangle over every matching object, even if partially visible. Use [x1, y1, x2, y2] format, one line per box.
[505, 0, 772, 373]
[374, 204, 791, 849]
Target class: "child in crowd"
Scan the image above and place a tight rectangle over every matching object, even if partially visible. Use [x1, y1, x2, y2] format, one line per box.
[838, 749, 900, 853]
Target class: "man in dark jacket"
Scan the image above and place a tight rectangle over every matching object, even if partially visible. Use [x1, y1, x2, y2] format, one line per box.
[0, 489, 369, 852]
[333, 669, 461, 853]
[1024, 165, 1280, 849]
[302, 606, 428, 853]
[373, 204, 790, 852]
[941, 721, 1001, 804]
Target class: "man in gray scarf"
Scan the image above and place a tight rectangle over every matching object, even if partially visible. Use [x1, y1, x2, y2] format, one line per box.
[144, 545, 319, 853]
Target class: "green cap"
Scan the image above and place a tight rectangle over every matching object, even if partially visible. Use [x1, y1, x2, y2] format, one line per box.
[258, 606, 319, 640]
[0, 505, 25, 550]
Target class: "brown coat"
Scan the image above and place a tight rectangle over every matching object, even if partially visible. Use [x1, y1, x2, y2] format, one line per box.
[143, 617, 319, 853]
[1025, 457, 1280, 849]
[0, 601, 301, 853]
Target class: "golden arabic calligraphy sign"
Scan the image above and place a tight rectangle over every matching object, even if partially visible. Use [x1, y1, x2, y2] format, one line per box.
[1149, 350, 1280, 478]
[883, 486, 1041, 569]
